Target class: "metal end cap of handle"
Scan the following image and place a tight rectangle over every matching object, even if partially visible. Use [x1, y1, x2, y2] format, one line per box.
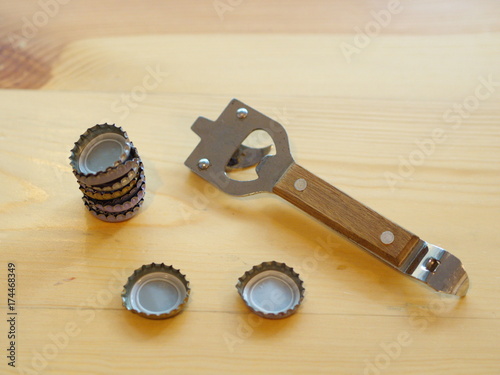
[404, 242, 470, 298]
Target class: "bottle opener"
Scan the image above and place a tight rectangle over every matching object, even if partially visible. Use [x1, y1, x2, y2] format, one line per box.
[185, 99, 469, 297]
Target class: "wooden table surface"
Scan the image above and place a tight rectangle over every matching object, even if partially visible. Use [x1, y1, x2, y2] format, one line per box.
[1, 1, 499, 374]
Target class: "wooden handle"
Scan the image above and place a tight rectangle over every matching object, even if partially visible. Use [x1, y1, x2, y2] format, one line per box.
[273, 163, 420, 267]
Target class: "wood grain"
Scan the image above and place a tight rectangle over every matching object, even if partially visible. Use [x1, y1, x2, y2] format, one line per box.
[0, 1, 499, 374]
[1, 0, 500, 89]
[273, 163, 421, 267]
[0, 90, 499, 375]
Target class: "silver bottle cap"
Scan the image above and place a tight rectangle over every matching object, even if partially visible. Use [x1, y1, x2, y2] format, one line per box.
[84, 198, 144, 223]
[73, 145, 141, 186]
[84, 162, 144, 193]
[236, 261, 305, 319]
[122, 263, 190, 320]
[70, 124, 146, 222]
[79, 164, 144, 201]
[105, 173, 145, 206]
[85, 183, 146, 214]
[70, 124, 131, 175]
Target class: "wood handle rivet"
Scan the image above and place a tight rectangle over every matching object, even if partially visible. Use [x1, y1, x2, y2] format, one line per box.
[294, 178, 308, 191]
[380, 231, 395, 245]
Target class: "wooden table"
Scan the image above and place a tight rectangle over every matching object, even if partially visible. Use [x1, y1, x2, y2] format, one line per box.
[1, 1, 499, 374]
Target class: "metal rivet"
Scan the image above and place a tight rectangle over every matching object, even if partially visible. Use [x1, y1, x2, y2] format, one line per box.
[236, 108, 248, 119]
[198, 158, 211, 170]
[294, 178, 308, 192]
[425, 258, 441, 273]
[380, 231, 395, 245]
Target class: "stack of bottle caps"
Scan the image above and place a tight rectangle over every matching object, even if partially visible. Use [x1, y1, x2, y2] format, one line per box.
[70, 124, 145, 222]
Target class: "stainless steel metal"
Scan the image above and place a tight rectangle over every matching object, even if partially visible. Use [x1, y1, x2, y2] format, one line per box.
[122, 263, 190, 320]
[236, 107, 248, 119]
[198, 158, 211, 170]
[236, 261, 304, 319]
[185, 99, 470, 297]
[185, 99, 294, 196]
[226, 144, 274, 171]
[398, 242, 469, 297]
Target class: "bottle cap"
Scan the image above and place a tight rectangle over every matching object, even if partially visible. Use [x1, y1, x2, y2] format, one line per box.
[70, 124, 146, 222]
[84, 198, 144, 223]
[70, 124, 131, 174]
[85, 183, 146, 214]
[73, 146, 141, 186]
[122, 263, 190, 320]
[79, 162, 144, 199]
[84, 162, 144, 193]
[236, 261, 304, 319]
[105, 174, 145, 206]
[79, 168, 143, 201]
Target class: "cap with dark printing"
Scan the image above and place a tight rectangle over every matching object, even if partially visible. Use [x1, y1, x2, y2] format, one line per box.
[236, 261, 305, 319]
[122, 263, 190, 320]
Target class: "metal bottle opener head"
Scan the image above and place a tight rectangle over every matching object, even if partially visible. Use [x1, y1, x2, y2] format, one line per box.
[185, 99, 469, 297]
[185, 99, 294, 196]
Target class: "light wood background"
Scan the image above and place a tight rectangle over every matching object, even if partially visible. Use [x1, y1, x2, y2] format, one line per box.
[1, 1, 499, 374]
